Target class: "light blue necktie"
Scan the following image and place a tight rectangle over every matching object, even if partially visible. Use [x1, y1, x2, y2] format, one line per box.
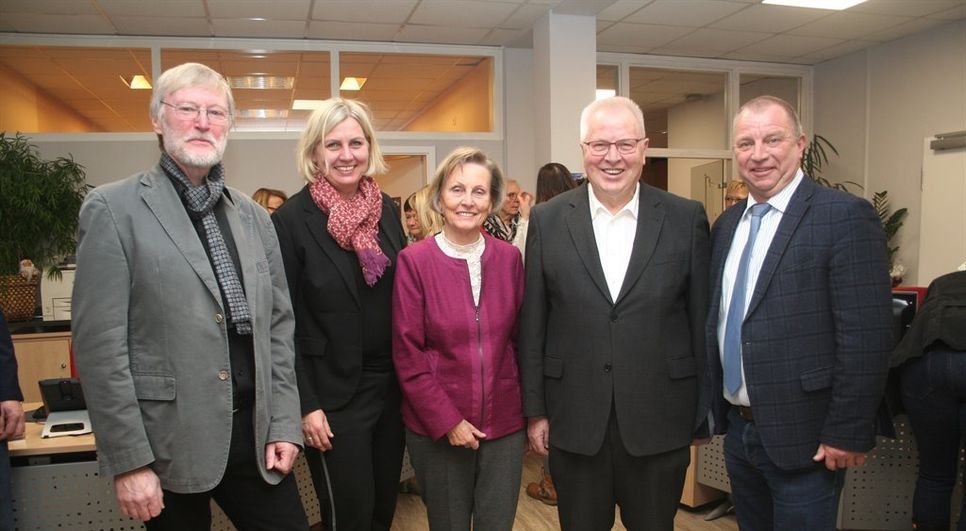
[723, 203, 771, 395]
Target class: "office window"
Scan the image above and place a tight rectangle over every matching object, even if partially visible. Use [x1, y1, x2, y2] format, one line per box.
[597, 64, 618, 99]
[739, 74, 800, 114]
[0, 46, 153, 132]
[162, 49, 332, 132]
[340, 53, 494, 132]
[629, 67, 727, 150]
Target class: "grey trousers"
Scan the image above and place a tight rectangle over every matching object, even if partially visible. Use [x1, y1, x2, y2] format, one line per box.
[406, 428, 525, 531]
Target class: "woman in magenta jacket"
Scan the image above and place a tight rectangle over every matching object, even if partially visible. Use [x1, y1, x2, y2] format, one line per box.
[392, 146, 525, 531]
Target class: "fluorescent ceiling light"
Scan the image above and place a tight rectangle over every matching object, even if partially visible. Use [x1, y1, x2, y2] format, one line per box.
[120, 74, 152, 89]
[235, 109, 289, 119]
[227, 76, 294, 90]
[292, 99, 326, 110]
[762, 0, 867, 9]
[340, 77, 367, 91]
[595, 89, 616, 100]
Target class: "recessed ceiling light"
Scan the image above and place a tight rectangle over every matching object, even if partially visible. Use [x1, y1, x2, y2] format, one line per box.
[340, 77, 367, 91]
[227, 76, 294, 90]
[292, 100, 326, 110]
[762, 0, 867, 9]
[120, 74, 152, 89]
[595, 89, 616, 100]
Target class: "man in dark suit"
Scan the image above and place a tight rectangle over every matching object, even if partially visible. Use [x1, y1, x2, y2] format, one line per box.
[708, 95, 893, 529]
[0, 312, 25, 530]
[520, 96, 710, 530]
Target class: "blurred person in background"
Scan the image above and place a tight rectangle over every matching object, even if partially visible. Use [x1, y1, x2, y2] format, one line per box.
[252, 188, 288, 214]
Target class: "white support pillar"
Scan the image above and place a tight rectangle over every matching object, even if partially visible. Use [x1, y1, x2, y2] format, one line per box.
[532, 12, 597, 175]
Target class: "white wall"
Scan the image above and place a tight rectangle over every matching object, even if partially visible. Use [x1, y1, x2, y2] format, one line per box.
[814, 18, 966, 284]
[504, 47, 536, 192]
[666, 92, 727, 199]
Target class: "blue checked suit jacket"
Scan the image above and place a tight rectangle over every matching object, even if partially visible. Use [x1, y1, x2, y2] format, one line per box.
[706, 176, 894, 470]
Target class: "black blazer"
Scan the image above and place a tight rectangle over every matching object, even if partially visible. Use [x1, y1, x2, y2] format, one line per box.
[519, 183, 710, 457]
[892, 270, 966, 366]
[0, 312, 23, 402]
[707, 177, 894, 470]
[272, 186, 406, 413]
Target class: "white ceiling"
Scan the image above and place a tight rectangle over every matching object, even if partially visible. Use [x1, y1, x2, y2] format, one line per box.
[1, 0, 963, 132]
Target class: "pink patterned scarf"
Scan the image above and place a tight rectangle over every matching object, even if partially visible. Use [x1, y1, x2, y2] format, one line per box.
[309, 174, 389, 286]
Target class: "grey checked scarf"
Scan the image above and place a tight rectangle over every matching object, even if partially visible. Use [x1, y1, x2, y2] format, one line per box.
[160, 153, 253, 335]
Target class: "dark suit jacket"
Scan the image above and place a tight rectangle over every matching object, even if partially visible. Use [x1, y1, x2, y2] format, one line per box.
[891, 270, 966, 366]
[520, 183, 710, 457]
[707, 176, 894, 470]
[272, 186, 406, 414]
[0, 312, 23, 402]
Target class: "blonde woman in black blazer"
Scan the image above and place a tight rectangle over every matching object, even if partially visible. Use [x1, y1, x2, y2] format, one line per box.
[273, 98, 406, 531]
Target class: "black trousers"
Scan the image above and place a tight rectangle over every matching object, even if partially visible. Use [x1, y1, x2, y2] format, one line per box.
[549, 408, 690, 531]
[304, 370, 405, 531]
[145, 408, 308, 531]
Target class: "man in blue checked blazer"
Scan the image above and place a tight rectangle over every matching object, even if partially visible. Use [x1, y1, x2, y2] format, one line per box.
[706, 95, 894, 530]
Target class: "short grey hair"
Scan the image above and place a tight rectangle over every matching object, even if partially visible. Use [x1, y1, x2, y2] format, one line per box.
[150, 63, 234, 126]
[579, 96, 646, 142]
[733, 95, 803, 139]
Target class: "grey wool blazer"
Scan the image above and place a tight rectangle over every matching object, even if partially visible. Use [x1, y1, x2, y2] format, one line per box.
[72, 165, 302, 493]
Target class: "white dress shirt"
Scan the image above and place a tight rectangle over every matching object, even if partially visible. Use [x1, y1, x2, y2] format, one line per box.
[718, 170, 804, 406]
[589, 183, 639, 302]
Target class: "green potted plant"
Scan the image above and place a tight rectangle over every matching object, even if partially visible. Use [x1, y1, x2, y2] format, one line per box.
[0, 132, 88, 321]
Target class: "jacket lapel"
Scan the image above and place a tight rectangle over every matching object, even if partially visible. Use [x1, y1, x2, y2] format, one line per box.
[746, 178, 814, 317]
[615, 185, 664, 306]
[709, 202, 744, 323]
[302, 192, 362, 308]
[139, 168, 222, 307]
[565, 186, 613, 305]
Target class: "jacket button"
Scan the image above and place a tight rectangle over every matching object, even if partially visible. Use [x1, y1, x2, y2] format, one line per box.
[610, 313, 618, 322]
[603, 363, 612, 372]
[215, 313, 224, 323]
[218, 370, 230, 381]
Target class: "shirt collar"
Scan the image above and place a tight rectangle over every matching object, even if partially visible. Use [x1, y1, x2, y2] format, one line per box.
[741, 168, 803, 217]
[588, 182, 640, 221]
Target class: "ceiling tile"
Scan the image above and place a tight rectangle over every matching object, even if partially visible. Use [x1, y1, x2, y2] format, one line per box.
[501, 4, 552, 29]
[2, 13, 116, 34]
[207, 0, 311, 19]
[788, 11, 911, 39]
[409, 0, 519, 27]
[658, 28, 772, 56]
[93, 0, 206, 17]
[395, 24, 489, 44]
[596, 0, 652, 21]
[553, 0, 623, 16]
[797, 38, 877, 62]
[624, 0, 749, 27]
[928, 3, 966, 19]
[111, 16, 211, 37]
[596, 22, 694, 50]
[862, 16, 948, 42]
[735, 34, 843, 57]
[310, 0, 418, 24]
[848, 0, 965, 17]
[710, 4, 829, 33]
[480, 28, 528, 45]
[722, 50, 798, 63]
[306, 21, 401, 41]
[210, 18, 307, 38]
[0, 0, 99, 15]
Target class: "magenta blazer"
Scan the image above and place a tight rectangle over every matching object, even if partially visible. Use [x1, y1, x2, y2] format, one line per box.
[392, 234, 525, 441]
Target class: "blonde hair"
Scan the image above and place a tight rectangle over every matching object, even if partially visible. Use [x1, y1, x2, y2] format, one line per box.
[252, 188, 288, 209]
[296, 98, 387, 183]
[725, 180, 748, 198]
[429, 147, 505, 215]
[409, 185, 444, 238]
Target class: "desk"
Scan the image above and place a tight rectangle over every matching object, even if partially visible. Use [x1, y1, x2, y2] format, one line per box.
[9, 404, 321, 531]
